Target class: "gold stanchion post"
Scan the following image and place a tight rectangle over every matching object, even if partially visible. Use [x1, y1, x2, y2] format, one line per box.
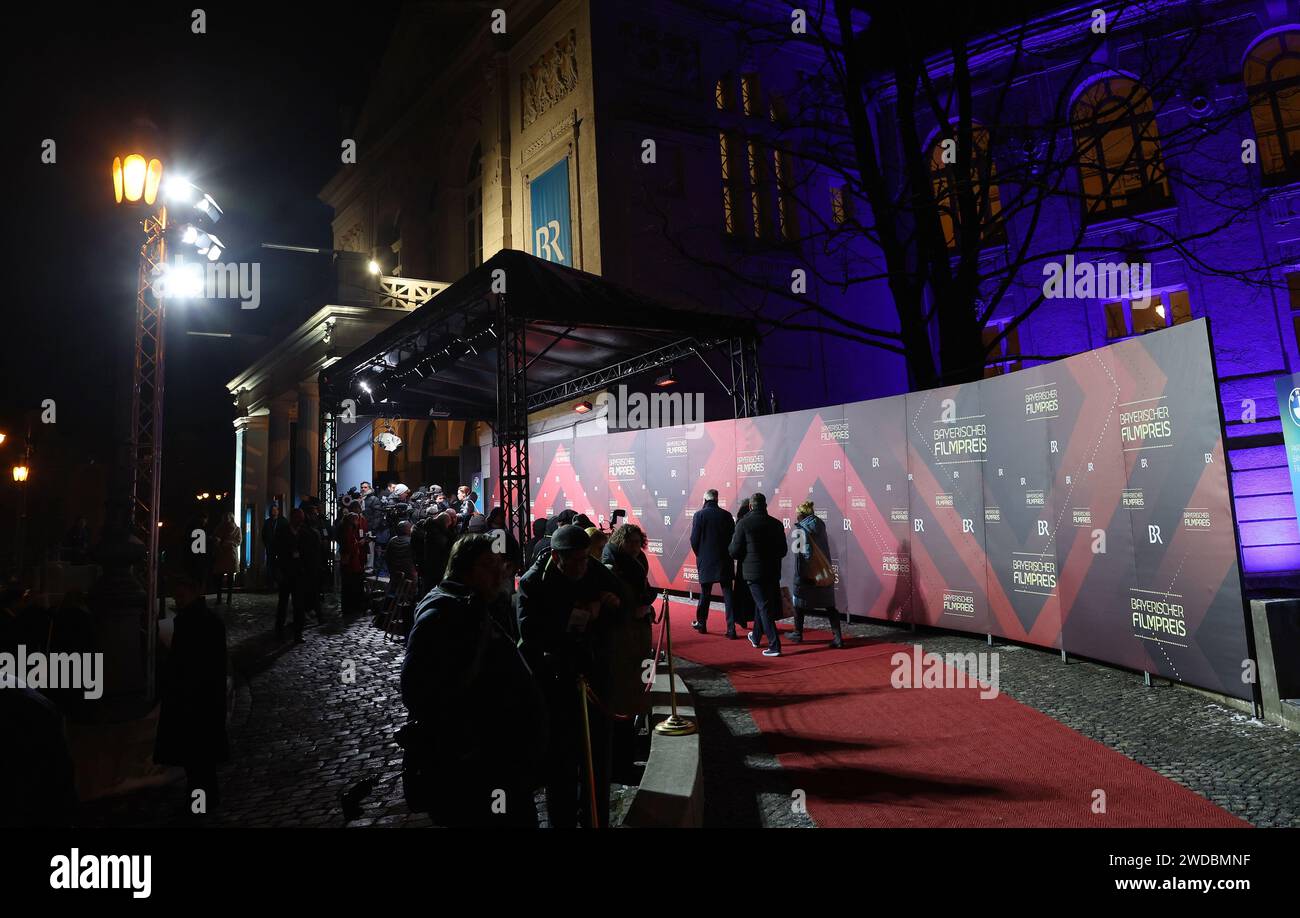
[654, 590, 697, 736]
[578, 675, 601, 828]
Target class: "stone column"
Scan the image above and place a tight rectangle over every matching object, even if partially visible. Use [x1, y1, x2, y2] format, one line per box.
[267, 391, 297, 509]
[296, 378, 320, 500]
[234, 412, 269, 586]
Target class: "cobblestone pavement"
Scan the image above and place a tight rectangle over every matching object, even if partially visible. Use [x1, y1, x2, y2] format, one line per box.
[78, 594, 1298, 828]
[77, 592, 637, 828]
[678, 606, 1300, 828]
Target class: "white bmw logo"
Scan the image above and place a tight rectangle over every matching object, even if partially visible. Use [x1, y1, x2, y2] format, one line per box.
[1291, 388, 1300, 426]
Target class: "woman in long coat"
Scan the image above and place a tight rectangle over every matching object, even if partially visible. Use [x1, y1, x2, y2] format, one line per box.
[211, 512, 241, 605]
[791, 501, 844, 648]
[600, 524, 657, 782]
[730, 499, 754, 630]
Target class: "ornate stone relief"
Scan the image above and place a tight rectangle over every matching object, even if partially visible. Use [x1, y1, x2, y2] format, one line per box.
[522, 29, 579, 129]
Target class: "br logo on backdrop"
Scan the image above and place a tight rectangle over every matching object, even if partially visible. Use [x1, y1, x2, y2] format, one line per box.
[1289, 387, 1300, 426]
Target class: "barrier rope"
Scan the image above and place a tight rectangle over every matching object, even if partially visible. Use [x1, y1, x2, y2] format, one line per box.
[645, 600, 669, 694]
[582, 680, 634, 721]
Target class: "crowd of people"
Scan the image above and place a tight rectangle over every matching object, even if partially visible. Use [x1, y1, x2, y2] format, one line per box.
[394, 485, 847, 827]
[4, 473, 845, 828]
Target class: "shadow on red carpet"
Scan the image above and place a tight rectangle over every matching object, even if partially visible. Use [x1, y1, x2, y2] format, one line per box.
[667, 598, 1247, 828]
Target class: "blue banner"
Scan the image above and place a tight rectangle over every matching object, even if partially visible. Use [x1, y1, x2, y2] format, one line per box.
[530, 159, 571, 265]
[1275, 372, 1300, 534]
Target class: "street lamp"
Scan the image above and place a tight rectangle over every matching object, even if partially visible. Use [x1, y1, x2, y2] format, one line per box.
[12, 463, 29, 583]
[115, 146, 170, 700]
[114, 148, 227, 700]
[113, 153, 163, 205]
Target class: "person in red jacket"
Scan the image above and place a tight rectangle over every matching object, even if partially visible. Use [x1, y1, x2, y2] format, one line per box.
[338, 500, 368, 615]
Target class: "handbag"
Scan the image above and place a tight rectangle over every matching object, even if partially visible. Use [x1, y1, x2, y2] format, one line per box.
[803, 538, 835, 588]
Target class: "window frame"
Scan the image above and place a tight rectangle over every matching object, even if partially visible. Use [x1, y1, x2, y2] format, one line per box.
[1070, 76, 1174, 222]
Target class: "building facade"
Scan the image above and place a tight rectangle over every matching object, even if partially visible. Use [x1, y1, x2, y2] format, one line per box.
[229, 0, 1300, 586]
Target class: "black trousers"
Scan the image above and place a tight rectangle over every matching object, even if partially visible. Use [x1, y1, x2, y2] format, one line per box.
[747, 579, 782, 651]
[793, 606, 842, 638]
[341, 571, 365, 614]
[276, 577, 306, 637]
[695, 580, 735, 632]
[543, 681, 611, 828]
[213, 573, 234, 605]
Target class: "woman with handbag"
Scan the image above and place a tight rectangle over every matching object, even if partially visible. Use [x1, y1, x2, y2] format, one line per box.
[791, 500, 843, 648]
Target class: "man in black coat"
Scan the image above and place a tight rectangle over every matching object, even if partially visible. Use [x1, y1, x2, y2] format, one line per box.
[453, 485, 477, 531]
[273, 508, 317, 642]
[690, 489, 737, 637]
[401, 534, 547, 827]
[515, 524, 622, 828]
[728, 492, 788, 656]
[154, 572, 229, 814]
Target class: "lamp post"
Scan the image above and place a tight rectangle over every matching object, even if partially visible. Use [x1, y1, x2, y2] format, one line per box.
[12, 462, 29, 581]
[115, 147, 169, 700]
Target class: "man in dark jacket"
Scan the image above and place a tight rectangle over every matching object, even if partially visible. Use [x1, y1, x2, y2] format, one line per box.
[453, 485, 477, 531]
[527, 517, 549, 568]
[273, 508, 318, 642]
[154, 572, 229, 814]
[386, 520, 418, 590]
[401, 534, 547, 826]
[690, 489, 736, 637]
[515, 524, 622, 828]
[261, 505, 283, 588]
[728, 492, 788, 656]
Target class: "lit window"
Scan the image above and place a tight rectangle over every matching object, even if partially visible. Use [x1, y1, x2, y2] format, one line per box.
[715, 77, 733, 112]
[1245, 31, 1300, 184]
[1071, 77, 1172, 220]
[982, 322, 1022, 377]
[831, 185, 853, 225]
[1103, 289, 1192, 338]
[928, 124, 1004, 248]
[772, 147, 797, 241]
[720, 132, 743, 235]
[1284, 271, 1300, 347]
[748, 140, 772, 239]
[741, 73, 761, 117]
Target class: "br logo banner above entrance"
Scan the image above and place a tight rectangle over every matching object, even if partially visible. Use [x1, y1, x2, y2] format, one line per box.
[530, 158, 571, 265]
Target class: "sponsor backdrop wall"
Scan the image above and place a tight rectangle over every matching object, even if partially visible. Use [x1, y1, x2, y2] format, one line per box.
[528, 320, 1252, 700]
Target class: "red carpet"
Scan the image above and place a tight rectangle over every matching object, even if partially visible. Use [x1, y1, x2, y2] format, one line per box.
[669, 599, 1247, 828]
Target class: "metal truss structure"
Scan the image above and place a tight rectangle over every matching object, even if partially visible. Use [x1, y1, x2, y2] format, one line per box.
[495, 296, 531, 567]
[317, 252, 766, 575]
[129, 206, 167, 699]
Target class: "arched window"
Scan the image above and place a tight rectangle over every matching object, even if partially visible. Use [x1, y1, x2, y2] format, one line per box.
[928, 124, 1003, 248]
[1245, 30, 1300, 184]
[1071, 76, 1171, 220]
[465, 143, 483, 270]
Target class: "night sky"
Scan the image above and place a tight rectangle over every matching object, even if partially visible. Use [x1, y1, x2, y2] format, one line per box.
[0, 3, 398, 548]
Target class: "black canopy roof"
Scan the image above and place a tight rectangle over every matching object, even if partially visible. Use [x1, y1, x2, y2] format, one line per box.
[320, 249, 758, 420]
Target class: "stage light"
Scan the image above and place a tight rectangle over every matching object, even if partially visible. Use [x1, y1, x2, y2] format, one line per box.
[195, 193, 223, 223]
[165, 176, 195, 202]
[359, 381, 371, 393]
[656, 370, 677, 387]
[156, 262, 205, 299]
[374, 420, 402, 452]
[0, 433, 6, 445]
[203, 234, 225, 261]
[368, 260, 381, 275]
[12, 464, 29, 483]
[575, 401, 593, 414]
